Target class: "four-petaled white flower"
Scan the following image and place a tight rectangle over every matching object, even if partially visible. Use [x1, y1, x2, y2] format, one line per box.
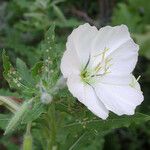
[60, 23, 144, 119]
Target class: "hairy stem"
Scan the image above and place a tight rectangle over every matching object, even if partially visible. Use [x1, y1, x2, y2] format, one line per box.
[23, 122, 33, 150]
[0, 96, 20, 113]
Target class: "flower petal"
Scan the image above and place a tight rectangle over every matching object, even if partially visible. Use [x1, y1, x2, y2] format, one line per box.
[67, 23, 98, 66]
[67, 75, 109, 119]
[107, 39, 139, 76]
[91, 25, 131, 57]
[94, 83, 143, 115]
[60, 49, 81, 78]
[100, 74, 133, 85]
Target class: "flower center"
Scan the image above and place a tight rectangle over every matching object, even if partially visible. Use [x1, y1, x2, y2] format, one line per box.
[80, 68, 91, 83]
[80, 47, 112, 84]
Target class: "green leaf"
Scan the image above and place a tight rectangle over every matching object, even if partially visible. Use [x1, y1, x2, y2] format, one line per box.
[40, 24, 57, 83]
[16, 58, 34, 86]
[0, 114, 11, 130]
[4, 100, 32, 135]
[2, 51, 35, 94]
[43, 23, 55, 58]
[60, 113, 150, 149]
[52, 5, 66, 23]
[0, 89, 19, 97]
[2, 50, 12, 72]
[63, 113, 150, 135]
[2, 50, 20, 89]
[31, 61, 43, 79]
[21, 101, 46, 124]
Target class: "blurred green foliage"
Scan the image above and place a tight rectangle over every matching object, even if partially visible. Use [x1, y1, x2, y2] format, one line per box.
[0, 0, 150, 149]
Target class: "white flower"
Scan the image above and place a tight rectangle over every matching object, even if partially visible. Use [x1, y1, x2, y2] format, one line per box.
[60, 23, 144, 119]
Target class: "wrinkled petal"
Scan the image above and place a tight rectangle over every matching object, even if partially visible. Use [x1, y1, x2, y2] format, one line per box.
[67, 23, 98, 66]
[67, 75, 109, 119]
[91, 25, 131, 57]
[94, 83, 143, 115]
[107, 39, 139, 76]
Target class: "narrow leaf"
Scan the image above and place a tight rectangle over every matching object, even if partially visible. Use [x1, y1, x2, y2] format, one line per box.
[4, 100, 32, 135]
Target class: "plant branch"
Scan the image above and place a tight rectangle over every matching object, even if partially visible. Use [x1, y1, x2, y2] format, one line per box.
[71, 7, 97, 27]
[0, 96, 20, 113]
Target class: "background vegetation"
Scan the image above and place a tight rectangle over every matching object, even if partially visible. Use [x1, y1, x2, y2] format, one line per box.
[0, 0, 150, 149]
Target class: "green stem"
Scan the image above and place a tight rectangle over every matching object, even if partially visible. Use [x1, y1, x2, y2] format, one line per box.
[47, 104, 57, 150]
[26, 122, 32, 135]
[23, 122, 33, 150]
[0, 96, 20, 113]
[69, 133, 86, 150]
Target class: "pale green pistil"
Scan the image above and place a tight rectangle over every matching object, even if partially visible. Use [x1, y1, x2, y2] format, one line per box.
[80, 69, 92, 83]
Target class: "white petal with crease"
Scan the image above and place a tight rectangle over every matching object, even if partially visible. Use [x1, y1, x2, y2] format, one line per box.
[107, 39, 139, 76]
[67, 75, 109, 119]
[68, 23, 98, 65]
[94, 83, 143, 115]
[91, 25, 130, 57]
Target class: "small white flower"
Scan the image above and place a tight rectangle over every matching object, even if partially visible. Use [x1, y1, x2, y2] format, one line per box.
[60, 23, 144, 119]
